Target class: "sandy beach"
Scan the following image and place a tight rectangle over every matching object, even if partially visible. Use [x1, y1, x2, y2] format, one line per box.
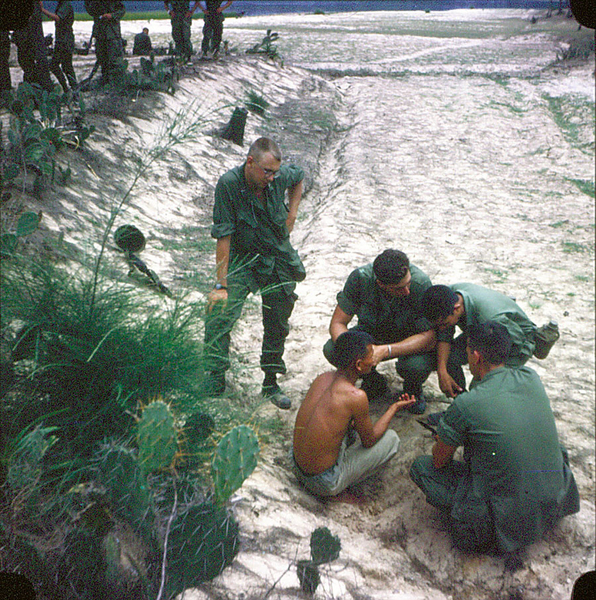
[3, 7, 595, 600]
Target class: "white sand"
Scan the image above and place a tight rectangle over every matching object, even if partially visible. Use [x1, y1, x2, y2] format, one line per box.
[6, 8, 596, 600]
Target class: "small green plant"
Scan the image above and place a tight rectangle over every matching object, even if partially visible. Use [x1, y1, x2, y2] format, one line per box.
[244, 90, 270, 116]
[246, 29, 281, 60]
[297, 527, 341, 595]
[0, 210, 41, 258]
[124, 56, 179, 95]
[1, 83, 94, 196]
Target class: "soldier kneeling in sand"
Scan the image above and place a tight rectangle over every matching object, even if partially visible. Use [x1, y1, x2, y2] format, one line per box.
[292, 331, 415, 498]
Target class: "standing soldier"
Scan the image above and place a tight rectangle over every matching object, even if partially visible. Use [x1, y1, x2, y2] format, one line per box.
[164, 1, 201, 62]
[41, 0, 77, 93]
[84, 0, 125, 84]
[0, 31, 11, 98]
[203, 137, 306, 409]
[12, 1, 54, 92]
[198, 0, 233, 57]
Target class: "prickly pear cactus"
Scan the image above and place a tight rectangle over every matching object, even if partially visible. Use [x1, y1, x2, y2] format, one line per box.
[136, 399, 178, 475]
[95, 442, 153, 540]
[297, 559, 320, 594]
[310, 527, 341, 565]
[211, 425, 259, 503]
[166, 501, 239, 595]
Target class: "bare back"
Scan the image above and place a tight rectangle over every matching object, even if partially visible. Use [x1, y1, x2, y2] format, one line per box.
[293, 371, 367, 475]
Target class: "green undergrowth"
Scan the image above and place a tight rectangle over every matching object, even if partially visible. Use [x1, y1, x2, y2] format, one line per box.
[0, 99, 265, 598]
[72, 11, 243, 21]
[0, 251, 262, 598]
[543, 93, 596, 153]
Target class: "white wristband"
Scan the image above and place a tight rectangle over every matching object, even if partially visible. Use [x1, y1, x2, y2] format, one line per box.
[387, 344, 392, 358]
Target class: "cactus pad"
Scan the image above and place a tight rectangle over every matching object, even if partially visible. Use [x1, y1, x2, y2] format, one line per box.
[167, 502, 239, 594]
[94, 442, 153, 540]
[310, 527, 341, 565]
[297, 559, 320, 594]
[211, 425, 259, 503]
[136, 400, 178, 475]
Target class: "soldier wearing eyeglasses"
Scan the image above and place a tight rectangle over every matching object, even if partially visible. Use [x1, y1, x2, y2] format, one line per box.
[203, 137, 305, 409]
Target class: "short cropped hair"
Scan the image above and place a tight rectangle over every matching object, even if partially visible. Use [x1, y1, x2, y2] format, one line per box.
[334, 330, 374, 371]
[421, 285, 459, 323]
[248, 137, 281, 162]
[372, 249, 409, 285]
[467, 321, 512, 365]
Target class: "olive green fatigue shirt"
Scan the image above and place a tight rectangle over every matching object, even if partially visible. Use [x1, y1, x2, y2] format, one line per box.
[167, 0, 194, 14]
[437, 365, 579, 553]
[55, 1, 75, 53]
[437, 283, 536, 367]
[336, 263, 432, 344]
[211, 163, 305, 294]
[85, 1, 125, 75]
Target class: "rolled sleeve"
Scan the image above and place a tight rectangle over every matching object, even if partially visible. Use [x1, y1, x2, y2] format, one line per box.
[437, 324, 456, 343]
[336, 269, 364, 316]
[280, 164, 304, 189]
[437, 402, 466, 448]
[211, 177, 236, 239]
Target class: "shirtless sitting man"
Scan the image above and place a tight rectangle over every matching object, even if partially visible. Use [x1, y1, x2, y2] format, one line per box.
[292, 330, 415, 498]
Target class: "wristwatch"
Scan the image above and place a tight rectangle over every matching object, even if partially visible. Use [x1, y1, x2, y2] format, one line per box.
[214, 283, 227, 290]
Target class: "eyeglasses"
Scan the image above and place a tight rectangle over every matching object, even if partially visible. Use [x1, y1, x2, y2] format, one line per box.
[254, 161, 280, 179]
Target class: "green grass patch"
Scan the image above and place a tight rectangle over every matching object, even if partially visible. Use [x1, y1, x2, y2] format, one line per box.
[543, 94, 596, 153]
[562, 241, 592, 254]
[574, 274, 590, 282]
[565, 178, 595, 198]
[483, 267, 508, 283]
[549, 219, 570, 228]
[72, 11, 243, 21]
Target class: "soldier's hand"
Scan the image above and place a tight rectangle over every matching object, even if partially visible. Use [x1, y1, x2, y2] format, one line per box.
[371, 344, 387, 366]
[101, 13, 112, 20]
[438, 371, 462, 398]
[207, 288, 228, 314]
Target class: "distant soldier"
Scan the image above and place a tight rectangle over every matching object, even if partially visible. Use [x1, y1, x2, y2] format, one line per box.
[132, 27, 153, 56]
[84, 0, 125, 84]
[41, 0, 77, 92]
[199, 0, 233, 57]
[0, 31, 11, 95]
[12, 1, 53, 91]
[164, 1, 201, 62]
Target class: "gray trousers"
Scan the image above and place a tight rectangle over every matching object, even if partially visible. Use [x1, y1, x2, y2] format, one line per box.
[292, 429, 400, 497]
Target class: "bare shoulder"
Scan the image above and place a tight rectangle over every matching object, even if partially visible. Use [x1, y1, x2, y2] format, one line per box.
[332, 378, 367, 408]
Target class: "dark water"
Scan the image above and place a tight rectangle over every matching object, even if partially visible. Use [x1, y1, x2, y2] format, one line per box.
[67, 1, 560, 16]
